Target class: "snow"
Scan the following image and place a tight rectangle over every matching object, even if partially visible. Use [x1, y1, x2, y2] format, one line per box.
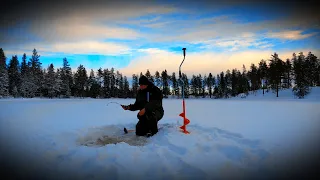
[1, 87, 320, 179]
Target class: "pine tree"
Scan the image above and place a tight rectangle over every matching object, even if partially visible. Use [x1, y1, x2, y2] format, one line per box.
[103, 68, 111, 98]
[8, 55, 20, 97]
[87, 69, 99, 98]
[74, 64, 88, 98]
[161, 70, 170, 98]
[207, 73, 214, 98]
[29, 48, 43, 96]
[60, 57, 72, 97]
[217, 71, 226, 98]
[97, 68, 104, 97]
[283, 58, 293, 89]
[55, 68, 63, 97]
[123, 76, 130, 98]
[190, 75, 197, 96]
[109, 68, 116, 97]
[145, 69, 154, 82]
[45, 63, 57, 98]
[197, 74, 204, 98]
[132, 74, 139, 97]
[248, 64, 259, 93]
[258, 59, 268, 95]
[181, 73, 189, 98]
[20, 53, 36, 98]
[268, 53, 285, 97]
[21, 53, 28, 77]
[231, 69, 238, 96]
[241, 65, 250, 95]
[202, 74, 207, 98]
[292, 52, 310, 98]
[117, 71, 124, 98]
[171, 72, 179, 98]
[154, 71, 161, 88]
[317, 56, 320, 86]
[224, 70, 232, 98]
[305, 52, 318, 86]
[0, 48, 9, 97]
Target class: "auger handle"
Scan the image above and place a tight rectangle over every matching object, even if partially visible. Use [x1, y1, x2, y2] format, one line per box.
[179, 48, 186, 78]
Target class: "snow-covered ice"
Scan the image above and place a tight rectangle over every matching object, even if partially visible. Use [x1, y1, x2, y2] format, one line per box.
[1, 88, 320, 179]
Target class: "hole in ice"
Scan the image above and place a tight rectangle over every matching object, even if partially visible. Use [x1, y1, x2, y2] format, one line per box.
[75, 124, 149, 147]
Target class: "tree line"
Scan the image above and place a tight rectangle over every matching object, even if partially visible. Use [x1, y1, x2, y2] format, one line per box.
[0, 48, 319, 99]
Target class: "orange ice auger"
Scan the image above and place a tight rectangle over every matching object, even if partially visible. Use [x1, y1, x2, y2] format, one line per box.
[179, 48, 190, 134]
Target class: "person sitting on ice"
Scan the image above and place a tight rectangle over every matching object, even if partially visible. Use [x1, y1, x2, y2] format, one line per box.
[121, 75, 164, 137]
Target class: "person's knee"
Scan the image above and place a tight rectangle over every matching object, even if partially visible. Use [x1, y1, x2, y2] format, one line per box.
[136, 121, 146, 136]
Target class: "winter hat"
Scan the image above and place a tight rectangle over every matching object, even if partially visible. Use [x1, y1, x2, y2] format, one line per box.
[139, 75, 150, 85]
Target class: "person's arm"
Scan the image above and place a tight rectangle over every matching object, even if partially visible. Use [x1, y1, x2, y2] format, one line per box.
[128, 99, 139, 111]
[125, 92, 141, 111]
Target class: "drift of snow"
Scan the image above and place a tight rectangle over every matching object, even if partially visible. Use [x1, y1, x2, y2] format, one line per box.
[0, 87, 319, 179]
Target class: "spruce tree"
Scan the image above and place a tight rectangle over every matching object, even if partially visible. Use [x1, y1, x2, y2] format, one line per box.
[305, 52, 318, 86]
[45, 63, 57, 98]
[103, 68, 111, 98]
[248, 64, 259, 93]
[55, 69, 63, 97]
[225, 70, 232, 98]
[207, 73, 214, 98]
[292, 52, 310, 98]
[145, 69, 154, 82]
[60, 57, 72, 97]
[132, 74, 139, 97]
[29, 49, 43, 96]
[161, 70, 170, 98]
[202, 74, 207, 98]
[110, 68, 116, 97]
[123, 76, 130, 98]
[74, 65, 88, 98]
[190, 75, 197, 97]
[97, 68, 104, 97]
[20, 53, 36, 98]
[231, 69, 238, 96]
[181, 73, 189, 98]
[8, 55, 20, 97]
[154, 71, 161, 88]
[0, 48, 9, 97]
[171, 72, 179, 98]
[258, 59, 268, 95]
[283, 58, 293, 89]
[268, 53, 285, 97]
[87, 69, 100, 98]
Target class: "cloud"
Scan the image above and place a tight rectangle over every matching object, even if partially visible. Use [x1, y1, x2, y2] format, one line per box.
[49, 41, 131, 55]
[31, 22, 141, 43]
[119, 48, 320, 78]
[266, 30, 317, 40]
[1, 0, 177, 45]
[2, 40, 132, 60]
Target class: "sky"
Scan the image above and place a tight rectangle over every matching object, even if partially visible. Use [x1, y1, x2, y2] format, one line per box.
[1, 0, 320, 78]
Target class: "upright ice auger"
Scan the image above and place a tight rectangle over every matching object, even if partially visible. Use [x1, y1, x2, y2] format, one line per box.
[179, 48, 190, 134]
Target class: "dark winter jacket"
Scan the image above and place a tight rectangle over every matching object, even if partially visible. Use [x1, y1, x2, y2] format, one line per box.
[129, 82, 164, 121]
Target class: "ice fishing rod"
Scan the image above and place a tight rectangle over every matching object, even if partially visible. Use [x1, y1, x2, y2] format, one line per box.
[179, 48, 190, 134]
[106, 102, 121, 106]
[106, 101, 132, 134]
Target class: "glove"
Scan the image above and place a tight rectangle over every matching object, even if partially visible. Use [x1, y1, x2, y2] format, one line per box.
[121, 105, 130, 110]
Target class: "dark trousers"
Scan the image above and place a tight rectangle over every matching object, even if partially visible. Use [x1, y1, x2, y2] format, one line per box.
[136, 112, 159, 137]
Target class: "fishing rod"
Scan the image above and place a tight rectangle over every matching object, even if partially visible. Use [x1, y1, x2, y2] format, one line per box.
[106, 101, 121, 106]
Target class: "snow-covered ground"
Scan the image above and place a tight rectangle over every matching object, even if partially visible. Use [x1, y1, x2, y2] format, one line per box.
[1, 88, 320, 179]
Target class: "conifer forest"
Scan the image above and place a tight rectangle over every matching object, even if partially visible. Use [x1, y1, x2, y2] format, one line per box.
[0, 48, 319, 99]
